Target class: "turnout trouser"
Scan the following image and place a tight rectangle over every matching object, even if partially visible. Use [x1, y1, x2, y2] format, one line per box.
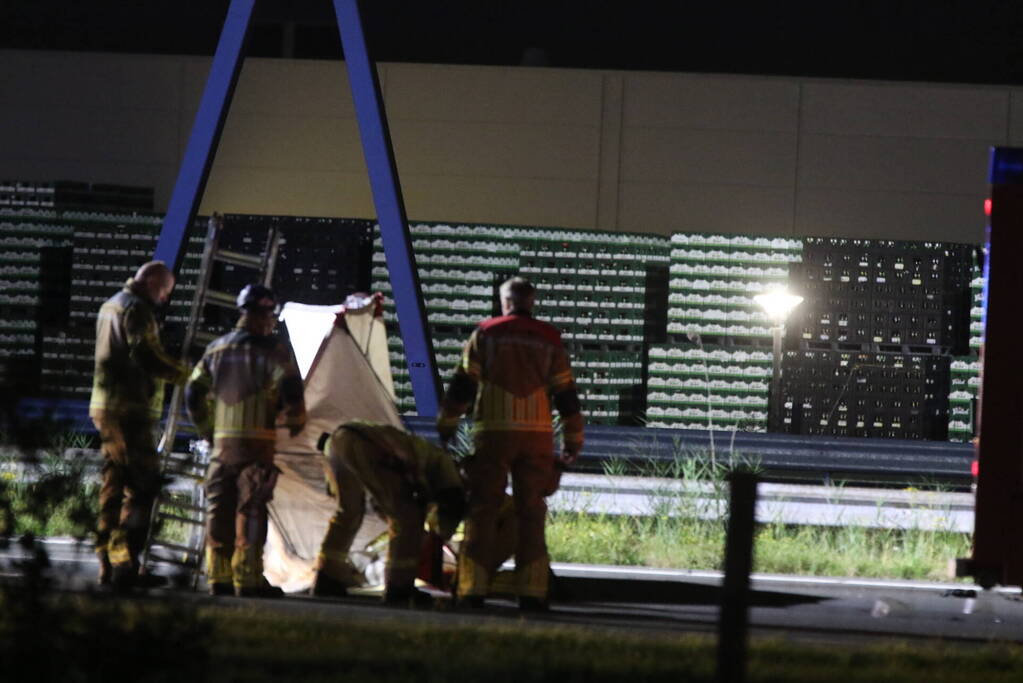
[204, 442, 278, 590]
[92, 414, 160, 570]
[316, 429, 425, 593]
[458, 431, 554, 600]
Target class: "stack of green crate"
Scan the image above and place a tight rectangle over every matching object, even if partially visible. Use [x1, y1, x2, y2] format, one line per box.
[371, 223, 518, 414]
[948, 257, 985, 442]
[520, 230, 668, 424]
[968, 262, 984, 354]
[666, 233, 803, 340]
[385, 336, 466, 414]
[645, 345, 772, 431]
[371, 222, 670, 423]
[0, 208, 74, 394]
[947, 357, 980, 442]
[648, 232, 801, 432]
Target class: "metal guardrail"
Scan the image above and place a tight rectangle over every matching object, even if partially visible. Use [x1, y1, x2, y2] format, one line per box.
[552, 473, 975, 532]
[14, 399, 974, 488]
[402, 416, 975, 488]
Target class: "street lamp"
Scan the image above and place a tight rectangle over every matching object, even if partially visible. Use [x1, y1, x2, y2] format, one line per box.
[753, 287, 803, 432]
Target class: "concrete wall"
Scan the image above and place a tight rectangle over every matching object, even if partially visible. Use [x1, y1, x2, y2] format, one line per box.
[3, 48, 1022, 243]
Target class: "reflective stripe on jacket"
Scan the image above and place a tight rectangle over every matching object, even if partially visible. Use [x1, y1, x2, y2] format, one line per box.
[89, 280, 189, 420]
[437, 311, 584, 449]
[185, 323, 306, 446]
[335, 421, 463, 502]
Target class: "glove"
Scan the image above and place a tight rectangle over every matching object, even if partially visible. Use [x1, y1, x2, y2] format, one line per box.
[433, 487, 466, 540]
[559, 445, 580, 467]
[542, 459, 567, 497]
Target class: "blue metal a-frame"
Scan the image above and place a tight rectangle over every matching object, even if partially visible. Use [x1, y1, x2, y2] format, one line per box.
[152, 0, 441, 417]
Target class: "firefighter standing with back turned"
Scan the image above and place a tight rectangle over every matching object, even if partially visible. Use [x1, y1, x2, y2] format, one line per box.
[90, 260, 191, 589]
[438, 276, 584, 611]
[185, 284, 306, 597]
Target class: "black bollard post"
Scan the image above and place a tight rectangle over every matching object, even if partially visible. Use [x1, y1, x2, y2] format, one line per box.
[717, 469, 758, 683]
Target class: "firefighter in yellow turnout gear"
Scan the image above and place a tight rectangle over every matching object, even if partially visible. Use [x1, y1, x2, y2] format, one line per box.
[90, 261, 191, 588]
[185, 284, 306, 597]
[312, 421, 465, 607]
[438, 277, 584, 611]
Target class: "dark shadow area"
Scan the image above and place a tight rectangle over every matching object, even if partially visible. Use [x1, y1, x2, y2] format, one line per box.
[554, 575, 825, 608]
[0, 401, 212, 682]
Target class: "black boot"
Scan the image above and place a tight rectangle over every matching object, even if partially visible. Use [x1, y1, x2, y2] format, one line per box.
[383, 586, 434, 609]
[518, 596, 549, 613]
[97, 552, 112, 586]
[134, 568, 169, 589]
[208, 582, 234, 596]
[457, 595, 486, 610]
[236, 580, 284, 599]
[312, 571, 349, 598]
[110, 563, 136, 592]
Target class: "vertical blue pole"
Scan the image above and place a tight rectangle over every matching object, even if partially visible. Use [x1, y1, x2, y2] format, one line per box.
[332, 0, 441, 416]
[153, 0, 256, 272]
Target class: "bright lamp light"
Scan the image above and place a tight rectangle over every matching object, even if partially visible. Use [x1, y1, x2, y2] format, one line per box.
[753, 288, 803, 323]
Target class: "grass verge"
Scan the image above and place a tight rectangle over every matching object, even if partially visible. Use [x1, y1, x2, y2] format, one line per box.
[546, 511, 972, 581]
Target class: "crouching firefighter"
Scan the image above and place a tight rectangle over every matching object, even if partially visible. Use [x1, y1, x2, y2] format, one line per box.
[185, 284, 306, 597]
[312, 421, 466, 608]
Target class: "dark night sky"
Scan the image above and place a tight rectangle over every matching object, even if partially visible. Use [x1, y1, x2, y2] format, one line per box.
[4, 1, 1023, 85]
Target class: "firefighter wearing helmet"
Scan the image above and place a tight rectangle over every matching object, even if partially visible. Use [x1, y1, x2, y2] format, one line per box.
[185, 283, 306, 597]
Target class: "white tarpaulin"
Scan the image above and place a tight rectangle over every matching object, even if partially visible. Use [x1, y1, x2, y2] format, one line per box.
[264, 296, 404, 593]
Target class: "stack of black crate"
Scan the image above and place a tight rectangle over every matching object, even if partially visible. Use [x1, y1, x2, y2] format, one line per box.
[0, 180, 154, 213]
[776, 348, 951, 439]
[220, 214, 373, 306]
[46, 213, 183, 400]
[161, 214, 374, 364]
[212, 215, 373, 350]
[0, 207, 73, 398]
[778, 237, 973, 440]
[267, 216, 374, 305]
[36, 210, 374, 402]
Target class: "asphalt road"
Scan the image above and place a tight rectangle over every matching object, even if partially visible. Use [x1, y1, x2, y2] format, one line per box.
[4, 539, 1020, 645]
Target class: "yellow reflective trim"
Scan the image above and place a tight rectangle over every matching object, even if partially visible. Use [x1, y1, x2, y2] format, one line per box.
[550, 369, 572, 383]
[107, 529, 131, 566]
[188, 364, 207, 383]
[457, 553, 489, 597]
[489, 570, 517, 596]
[213, 428, 276, 440]
[318, 548, 350, 562]
[231, 545, 264, 588]
[515, 556, 550, 599]
[207, 547, 233, 584]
